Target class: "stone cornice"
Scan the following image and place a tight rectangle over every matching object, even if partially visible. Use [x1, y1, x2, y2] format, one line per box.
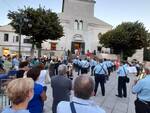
[88, 23, 112, 28]
[0, 30, 15, 32]
[78, 0, 96, 3]
[0, 45, 31, 48]
[60, 19, 70, 24]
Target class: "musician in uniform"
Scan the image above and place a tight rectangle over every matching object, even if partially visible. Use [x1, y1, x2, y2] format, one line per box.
[90, 58, 97, 76]
[81, 58, 90, 74]
[116, 61, 129, 98]
[132, 67, 150, 113]
[93, 60, 108, 96]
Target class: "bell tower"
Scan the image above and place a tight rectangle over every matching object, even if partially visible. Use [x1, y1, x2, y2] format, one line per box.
[61, 0, 96, 17]
[62, 0, 65, 12]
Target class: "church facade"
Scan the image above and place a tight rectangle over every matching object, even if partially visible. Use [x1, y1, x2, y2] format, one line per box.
[43, 0, 112, 54]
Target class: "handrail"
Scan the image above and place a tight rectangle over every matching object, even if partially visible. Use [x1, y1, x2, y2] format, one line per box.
[0, 79, 12, 110]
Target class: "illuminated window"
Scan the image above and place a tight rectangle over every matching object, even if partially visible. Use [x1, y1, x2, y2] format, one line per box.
[3, 48, 9, 56]
[51, 43, 57, 50]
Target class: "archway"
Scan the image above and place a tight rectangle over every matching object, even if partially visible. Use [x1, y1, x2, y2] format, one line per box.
[71, 34, 85, 54]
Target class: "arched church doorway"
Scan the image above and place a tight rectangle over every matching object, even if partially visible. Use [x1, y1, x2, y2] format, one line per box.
[71, 34, 85, 54]
[71, 42, 85, 54]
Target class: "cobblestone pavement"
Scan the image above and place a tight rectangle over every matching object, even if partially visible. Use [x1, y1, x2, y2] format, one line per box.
[44, 71, 136, 113]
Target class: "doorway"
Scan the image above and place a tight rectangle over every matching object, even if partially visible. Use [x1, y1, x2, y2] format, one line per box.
[71, 42, 85, 54]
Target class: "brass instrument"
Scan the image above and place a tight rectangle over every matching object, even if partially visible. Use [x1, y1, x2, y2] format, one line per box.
[137, 69, 146, 80]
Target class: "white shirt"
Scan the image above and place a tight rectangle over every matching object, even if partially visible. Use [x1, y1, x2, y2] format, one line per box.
[36, 70, 47, 86]
[57, 97, 106, 113]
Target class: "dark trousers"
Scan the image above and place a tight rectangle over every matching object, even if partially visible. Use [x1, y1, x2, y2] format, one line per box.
[52, 100, 59, 113]
[81, 68, 88, 74]
[135, 99, 150, 113]
[118, 76, 127, 97]
[91, 66, 95, 76]
[94, 74, 105, 96]
[77, 66, 81, 75]
[74, 64, 78, 72]
[107, 67, 111, 76]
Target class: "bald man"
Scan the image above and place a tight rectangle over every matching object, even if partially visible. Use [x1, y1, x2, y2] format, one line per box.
[57, 75, 106, 113]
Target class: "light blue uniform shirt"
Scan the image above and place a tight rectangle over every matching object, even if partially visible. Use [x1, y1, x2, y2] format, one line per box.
[12, 58, 19, 66]
[77, 60, 82, 67]
[108, 61, 114, 67]
[81, 60, 90, 68]
[90, 59, 97, 67]
[132, 75, 150, 101]
[117, 65, 129, 77]
[73, 59, 78, 64]
[103, 61, 113, 68]
[94, 63, 108, 75]
[57, 97, 106, 113]
[2, 107, 30, 113]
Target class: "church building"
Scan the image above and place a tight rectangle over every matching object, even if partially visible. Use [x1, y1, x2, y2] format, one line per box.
[43, 0, 112, 54]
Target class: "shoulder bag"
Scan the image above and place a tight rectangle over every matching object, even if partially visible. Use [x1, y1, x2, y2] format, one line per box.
[70, 102, 77, 113]
[123, 67, 130, 83]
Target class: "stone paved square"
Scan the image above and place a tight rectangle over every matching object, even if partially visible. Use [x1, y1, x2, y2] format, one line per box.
[44, 71, 136, 113]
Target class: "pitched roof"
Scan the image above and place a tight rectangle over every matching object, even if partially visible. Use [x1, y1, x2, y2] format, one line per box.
[88, 17, 112, 28]
[0, 25, 15, 32]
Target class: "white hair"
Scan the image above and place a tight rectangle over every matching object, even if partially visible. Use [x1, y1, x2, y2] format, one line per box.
[58, 64, 67, 75]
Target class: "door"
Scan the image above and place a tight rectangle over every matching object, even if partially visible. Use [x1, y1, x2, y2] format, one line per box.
[71, 42, 85, 54]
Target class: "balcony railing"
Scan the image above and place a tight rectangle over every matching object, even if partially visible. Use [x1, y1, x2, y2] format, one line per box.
[0, 79, 12, 111]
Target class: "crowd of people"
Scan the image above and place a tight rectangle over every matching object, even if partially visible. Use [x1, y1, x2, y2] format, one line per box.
[0, 54, 150, 113]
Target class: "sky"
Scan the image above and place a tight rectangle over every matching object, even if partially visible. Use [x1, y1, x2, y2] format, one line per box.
[0, 0, 150, 31]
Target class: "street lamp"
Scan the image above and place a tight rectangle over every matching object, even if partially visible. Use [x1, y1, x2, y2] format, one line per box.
[18, 18, 23, 57]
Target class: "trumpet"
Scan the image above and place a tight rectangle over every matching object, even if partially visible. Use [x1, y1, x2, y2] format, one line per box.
[137, 69, 146, 80]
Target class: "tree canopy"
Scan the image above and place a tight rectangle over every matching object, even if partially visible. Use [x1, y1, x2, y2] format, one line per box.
[8, 6, 63, 56]
[99, 21, 148, 60]
[144, 33, 150, 61]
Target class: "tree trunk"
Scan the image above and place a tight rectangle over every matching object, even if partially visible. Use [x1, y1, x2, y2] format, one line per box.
[38, 48, 42, 57]
[36, 43, 42, 58]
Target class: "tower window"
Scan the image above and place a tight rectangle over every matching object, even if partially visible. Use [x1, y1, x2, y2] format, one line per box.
[74, 20, 79, 30]
[79, 20, 83, 30]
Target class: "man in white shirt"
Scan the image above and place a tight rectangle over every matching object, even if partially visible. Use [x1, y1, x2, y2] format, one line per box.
[57, 75, 106, 113]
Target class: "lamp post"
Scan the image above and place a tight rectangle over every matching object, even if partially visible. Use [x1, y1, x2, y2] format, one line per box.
[18, 20, 23, 57]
